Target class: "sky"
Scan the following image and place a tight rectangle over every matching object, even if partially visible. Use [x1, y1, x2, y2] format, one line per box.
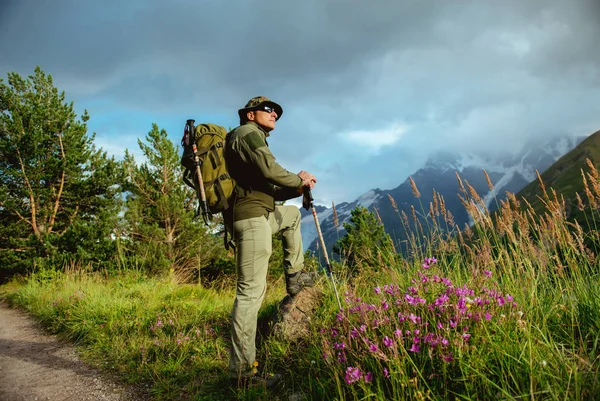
[1, 0, 600, 207]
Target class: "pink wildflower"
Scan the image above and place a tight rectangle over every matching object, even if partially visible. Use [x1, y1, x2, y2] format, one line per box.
[345, 367, 362, 384]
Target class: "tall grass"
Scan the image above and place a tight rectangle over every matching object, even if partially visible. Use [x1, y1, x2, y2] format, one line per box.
[297, 161, 600, 400]
[2, 161, 600, 400]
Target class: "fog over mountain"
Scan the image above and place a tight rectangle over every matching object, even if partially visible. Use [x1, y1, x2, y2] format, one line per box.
[300, 131, 588, 254]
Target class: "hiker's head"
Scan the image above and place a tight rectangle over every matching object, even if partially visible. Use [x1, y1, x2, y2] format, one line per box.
[238, 96, 283, 131]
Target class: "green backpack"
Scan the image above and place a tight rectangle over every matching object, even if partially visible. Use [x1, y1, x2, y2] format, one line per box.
[181, 120, 236, 223]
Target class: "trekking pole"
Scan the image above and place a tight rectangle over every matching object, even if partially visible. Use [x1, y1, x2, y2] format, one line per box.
[303, 187, 342, 309]
[185, 119, 211, 222]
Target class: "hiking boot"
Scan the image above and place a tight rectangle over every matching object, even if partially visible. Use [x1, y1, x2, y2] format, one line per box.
[286, 270, 317, 296]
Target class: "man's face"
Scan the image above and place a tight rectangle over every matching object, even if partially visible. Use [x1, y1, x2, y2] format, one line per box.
[248, 105, 278, 131]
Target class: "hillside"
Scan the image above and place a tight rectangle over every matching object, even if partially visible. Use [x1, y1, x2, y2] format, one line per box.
[516, 130, 600, 220]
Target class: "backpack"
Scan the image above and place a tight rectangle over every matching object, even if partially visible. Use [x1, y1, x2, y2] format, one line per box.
[181, 120, 236, 223]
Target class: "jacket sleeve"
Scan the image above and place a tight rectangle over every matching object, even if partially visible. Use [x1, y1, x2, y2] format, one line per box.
[241, 130, 303, 188]
[273, 185, 302, 201]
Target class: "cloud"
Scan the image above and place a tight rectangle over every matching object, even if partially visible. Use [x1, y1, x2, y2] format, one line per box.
[341, 123, 409, 154]
[1, 0, 600, 205]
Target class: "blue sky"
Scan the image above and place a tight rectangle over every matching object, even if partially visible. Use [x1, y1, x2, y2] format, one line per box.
[1, 0, 599, 207]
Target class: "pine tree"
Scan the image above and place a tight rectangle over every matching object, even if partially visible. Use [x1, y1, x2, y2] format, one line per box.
[0, 67, 123, 272]
[121, 123, 224, 278]
[333, 206, 396, 275]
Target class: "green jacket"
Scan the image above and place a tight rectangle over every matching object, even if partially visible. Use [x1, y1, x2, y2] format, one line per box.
[225, 122, 303, 221]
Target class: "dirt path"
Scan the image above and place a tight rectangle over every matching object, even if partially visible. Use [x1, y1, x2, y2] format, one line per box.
[0, 301, 150, 401]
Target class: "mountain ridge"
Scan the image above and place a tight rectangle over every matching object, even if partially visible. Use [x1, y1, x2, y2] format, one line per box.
[301, 131, 591, 255]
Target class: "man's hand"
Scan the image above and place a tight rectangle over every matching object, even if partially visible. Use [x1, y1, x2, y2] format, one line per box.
[298, 170, 317, 189]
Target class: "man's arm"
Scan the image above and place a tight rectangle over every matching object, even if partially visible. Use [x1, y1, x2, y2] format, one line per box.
[241, 130, 303, 188]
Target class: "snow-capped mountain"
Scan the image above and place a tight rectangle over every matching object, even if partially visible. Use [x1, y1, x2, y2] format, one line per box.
[301, 133, 587, 255]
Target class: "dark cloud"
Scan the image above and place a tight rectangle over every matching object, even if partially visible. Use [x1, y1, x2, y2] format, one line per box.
[1, 0, 599, 202]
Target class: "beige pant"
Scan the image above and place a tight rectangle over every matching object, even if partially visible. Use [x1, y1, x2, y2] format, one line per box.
[229, 205, 304, 377]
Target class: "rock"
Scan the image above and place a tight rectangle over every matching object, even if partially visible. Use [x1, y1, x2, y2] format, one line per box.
[268, 287, 323, 342]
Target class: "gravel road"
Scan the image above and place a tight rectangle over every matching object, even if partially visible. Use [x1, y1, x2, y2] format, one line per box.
[0, 301, 150, 401]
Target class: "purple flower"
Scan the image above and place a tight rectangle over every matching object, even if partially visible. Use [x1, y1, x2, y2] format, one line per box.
[364, 372, 373, 383]
[484, 270, 492, 278]
[369, 343, 379, 353]
[409, 343, 421, 353]
[442, 353, 454, 362]
[394, 329, 402, 338]
[374, 286, 381, 294]
[383, 336, 393, 347]
[384, 368, 390, 378]
[485, 312, 492, 321]
[409, 313, 418, 324]
[345, 366, 362, 384]
[434, 294, 449, 307]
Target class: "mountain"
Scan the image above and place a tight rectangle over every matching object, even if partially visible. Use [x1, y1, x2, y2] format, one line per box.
[301, 132, 589, 256]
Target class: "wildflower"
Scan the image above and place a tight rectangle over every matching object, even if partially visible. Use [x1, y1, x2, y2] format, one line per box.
[383, 336, 393, 347]
[384, 368, 390, 378]
[462, 333, 471, 341]
[359, 324, 367, 332]
[345, 366, 362, 384]
[336, 313, 343, 321]
[334, 342, 346, 350]
[409, 343, 421, 353]
[485, 312, 492, 321]
[381, 301, 389, 310]
[364, 372, 373, 383]
[394, 329, 402, 338]
[374, 286, 381, 294]
[337, 351, 347, 363]
[369, 343, 379, 353]
[484, 270, 492, 278]
[442, 353, 454, 362]
[156, 320, 163, 327]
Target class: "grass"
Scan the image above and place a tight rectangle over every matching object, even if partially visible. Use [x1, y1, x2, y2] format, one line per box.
[3, 161, 600, 400]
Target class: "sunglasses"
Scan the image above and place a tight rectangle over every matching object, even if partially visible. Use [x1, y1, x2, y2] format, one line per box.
[258, 105, 277, 114]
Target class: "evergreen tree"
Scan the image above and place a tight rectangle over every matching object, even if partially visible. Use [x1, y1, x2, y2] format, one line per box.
[0, 67, 123, 272]
[333, 206, 396, 275]
[122, 123, 224, 278]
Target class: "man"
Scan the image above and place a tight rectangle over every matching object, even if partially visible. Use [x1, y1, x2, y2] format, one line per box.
[225, 96, 317, 384]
